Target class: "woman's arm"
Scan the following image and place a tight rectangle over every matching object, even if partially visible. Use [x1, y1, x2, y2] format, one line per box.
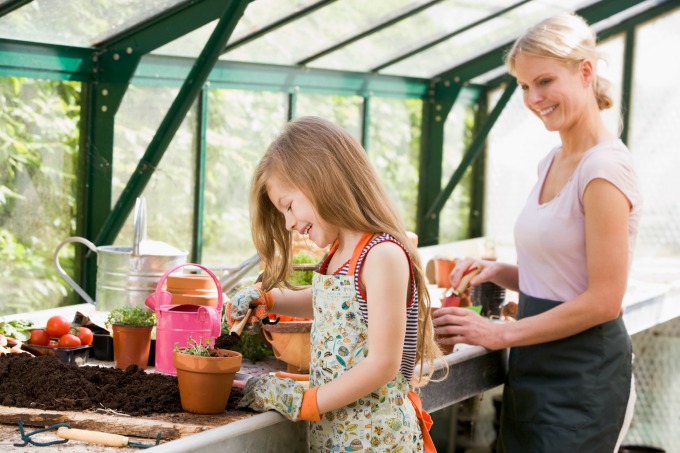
[434, 178, 631, 350]
[315, 241, 409, 413]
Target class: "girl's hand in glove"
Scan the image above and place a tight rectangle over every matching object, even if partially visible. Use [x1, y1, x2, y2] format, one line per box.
[226, 283, 275, 329]
[237, 374, 320, 422]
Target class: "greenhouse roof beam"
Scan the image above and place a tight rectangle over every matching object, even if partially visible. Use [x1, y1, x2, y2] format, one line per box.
[93, 0, 249, 247]
[297, 0, 445, 66]
[435, 0, 649, 85]
[134, 55, 431, 99]
[0, 0, 33, 19]
[370, 0, 531, 73]
[222, 0, 337, 54]
[0, 39, 93, 81]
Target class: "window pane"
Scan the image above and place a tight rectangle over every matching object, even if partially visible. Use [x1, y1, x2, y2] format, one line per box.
[221, 0, 421, 65]
[309, 0, 498, 73]
[202, 89, 287, 267]
[381, 0, 592, 78]
[629, 9, 680, 257]
[368, 98, 422, 232]
[295, 94, 363, 140]
[0, 77, 81, 315]
[0, 0, 187, 47]
[440, 100, 475, 244]
[113, 85, 197, 255]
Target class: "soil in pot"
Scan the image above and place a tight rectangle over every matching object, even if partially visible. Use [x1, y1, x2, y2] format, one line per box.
[0, 353, 243, 415]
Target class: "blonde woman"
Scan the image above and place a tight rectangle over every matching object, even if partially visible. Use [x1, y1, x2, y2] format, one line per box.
[228, 116, 444, 452]
[433, 13, 642, 453]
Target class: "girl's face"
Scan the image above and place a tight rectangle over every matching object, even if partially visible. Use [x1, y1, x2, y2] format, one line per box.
[514, 52, 592, 133]
[266, 176, 338, 248]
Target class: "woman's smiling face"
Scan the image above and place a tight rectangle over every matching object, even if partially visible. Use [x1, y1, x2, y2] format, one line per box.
[514, 52, 591, 133]
[266, 176, 337, 249]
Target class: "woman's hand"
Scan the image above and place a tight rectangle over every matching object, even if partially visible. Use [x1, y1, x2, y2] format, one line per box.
[432, 306, 505, 351]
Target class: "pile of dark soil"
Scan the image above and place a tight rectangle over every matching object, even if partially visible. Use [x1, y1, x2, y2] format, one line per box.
[0, 354, 242, 416]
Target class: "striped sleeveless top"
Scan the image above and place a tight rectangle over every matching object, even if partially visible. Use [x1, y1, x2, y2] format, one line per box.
[319, 233, 419, 381]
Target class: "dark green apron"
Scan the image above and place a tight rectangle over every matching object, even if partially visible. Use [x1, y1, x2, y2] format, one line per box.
[498, 293, 632, 453]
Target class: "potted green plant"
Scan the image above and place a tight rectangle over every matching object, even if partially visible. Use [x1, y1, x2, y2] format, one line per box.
[173, 337, 242, 414]
[106, 307, 156, 371]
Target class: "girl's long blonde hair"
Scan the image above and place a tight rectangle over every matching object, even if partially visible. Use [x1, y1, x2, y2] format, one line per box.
[250, 116, 444, 386]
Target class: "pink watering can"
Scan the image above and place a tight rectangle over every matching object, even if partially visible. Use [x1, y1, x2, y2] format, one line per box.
[146, 263, 223, 375]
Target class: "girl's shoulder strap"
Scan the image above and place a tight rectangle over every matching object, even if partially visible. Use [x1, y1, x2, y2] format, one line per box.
[347, 232, 377, 275]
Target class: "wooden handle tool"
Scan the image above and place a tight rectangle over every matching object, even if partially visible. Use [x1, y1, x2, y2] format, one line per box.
[57, 427, 130, 447]
[231, 308, 252, 337]
[442, 267, 481, 308]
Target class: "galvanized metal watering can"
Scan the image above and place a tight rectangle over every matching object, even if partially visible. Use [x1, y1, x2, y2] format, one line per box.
[53, 198, 188, 311]
[145, 263, 224, 375]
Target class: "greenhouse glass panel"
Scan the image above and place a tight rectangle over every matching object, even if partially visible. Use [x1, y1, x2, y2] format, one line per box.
[381, 0, 594, 78]
[113, 85, 197, 256]
[202, 89, 288, 268]
[0, 77, 81, 315]
[154, 1, 327, 58]
[0, 0, 186, 47]
[367, 98, 422, 232]
[221, 0, 421, 66]
[295, 94, 363, 140]
[629, 9, 680, 258]
[308, 0, 501, 73]
[440, 101, 475, 245]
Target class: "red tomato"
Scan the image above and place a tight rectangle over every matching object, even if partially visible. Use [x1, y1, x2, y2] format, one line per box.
[58, 334, 82, 348]
[77, 327, 94, 346]
[46, 315, 71, 338]
[28, 329, 50, 346]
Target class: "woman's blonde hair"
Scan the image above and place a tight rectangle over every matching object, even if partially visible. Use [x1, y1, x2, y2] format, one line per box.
[505, 13, 613, 111]
[250, 116, 444, 386]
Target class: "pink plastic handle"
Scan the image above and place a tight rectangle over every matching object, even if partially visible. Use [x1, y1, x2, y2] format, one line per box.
[152, 263, 223, 313]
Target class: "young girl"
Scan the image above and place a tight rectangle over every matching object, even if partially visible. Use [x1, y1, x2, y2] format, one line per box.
[229, 116, 444, 452]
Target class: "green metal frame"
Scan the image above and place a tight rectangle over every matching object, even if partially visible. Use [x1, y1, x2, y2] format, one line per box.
[192, 86, 210, 263]
[0, 0, 675, 282]
[0, 0, 33, 18]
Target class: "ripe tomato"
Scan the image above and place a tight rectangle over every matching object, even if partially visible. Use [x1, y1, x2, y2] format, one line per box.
[28, 329, 50, 346]
[58, 334, 82, 348]
[77, 327, 94, 346]
[46, 315, 71, 338]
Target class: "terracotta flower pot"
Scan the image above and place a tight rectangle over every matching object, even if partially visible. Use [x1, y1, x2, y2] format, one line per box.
[262, 321, 311, 373]
[166, 274, 218, 306]
[111, 325, 153, 370]
[173, 349, 242, 414]
[434, 258, 456, 288]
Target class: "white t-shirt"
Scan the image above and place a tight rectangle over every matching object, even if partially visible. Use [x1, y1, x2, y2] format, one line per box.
[514, 139, 642, 301]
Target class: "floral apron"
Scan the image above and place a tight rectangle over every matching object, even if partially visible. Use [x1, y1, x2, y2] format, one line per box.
[308, 236, 424, 452]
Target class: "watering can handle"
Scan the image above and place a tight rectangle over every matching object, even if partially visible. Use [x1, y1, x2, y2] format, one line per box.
[53, 237, 97, 305]
[152, 263, 224, 314]
[132, 197, 147, 257]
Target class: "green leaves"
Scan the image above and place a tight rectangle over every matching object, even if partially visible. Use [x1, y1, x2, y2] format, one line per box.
[106, 307, 156, 327]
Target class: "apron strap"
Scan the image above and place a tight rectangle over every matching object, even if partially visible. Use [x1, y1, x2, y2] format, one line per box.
[346, 232, 375, 276]
[407, 390, 436, 453]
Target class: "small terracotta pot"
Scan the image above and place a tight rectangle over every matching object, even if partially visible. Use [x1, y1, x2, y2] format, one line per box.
[173, 349, 242, 414]
[168, 293, 218, 307]
[262, 321, 311, 373]
[167, 274, 215, 291]
[111, 325, 153, 370]
[434, 258, 456, 288]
